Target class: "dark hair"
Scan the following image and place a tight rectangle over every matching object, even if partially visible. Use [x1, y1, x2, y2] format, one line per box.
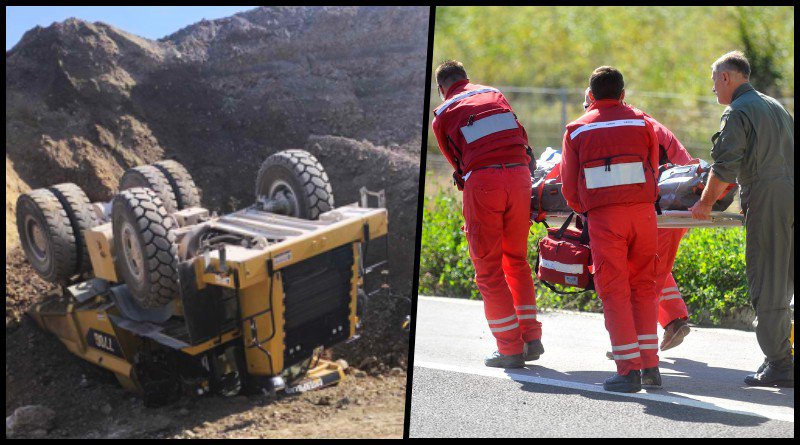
[589, 66, 624, 100]
[712, 51, 751, 79]
[435, 60, 468, 87]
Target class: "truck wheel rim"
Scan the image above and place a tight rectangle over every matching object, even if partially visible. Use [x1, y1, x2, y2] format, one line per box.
[268, 180, 299, 217]
[121, 222, 145, 282]
[25, 215, 48, 262]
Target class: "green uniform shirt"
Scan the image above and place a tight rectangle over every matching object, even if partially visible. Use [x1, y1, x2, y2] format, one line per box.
[710, 83, 794, 208]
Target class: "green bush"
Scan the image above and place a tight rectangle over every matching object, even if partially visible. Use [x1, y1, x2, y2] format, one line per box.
[419, 187, 749, 325]
[672, 227, 749, 325]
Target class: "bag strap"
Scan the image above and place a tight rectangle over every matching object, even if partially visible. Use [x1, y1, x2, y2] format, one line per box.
[578, 213, 590, 245]
[554, 211, 575, 239]
[446, 135, 464, 178]
[539, 278, 594, 295]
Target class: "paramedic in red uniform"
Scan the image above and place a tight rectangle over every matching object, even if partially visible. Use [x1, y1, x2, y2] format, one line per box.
[431, 60, 543, 368]
[583, 88, 695, 354]
[561, 67, 661, 392]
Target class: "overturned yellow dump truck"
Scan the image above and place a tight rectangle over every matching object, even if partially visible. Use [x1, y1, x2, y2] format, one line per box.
[16, 150, 389, 406]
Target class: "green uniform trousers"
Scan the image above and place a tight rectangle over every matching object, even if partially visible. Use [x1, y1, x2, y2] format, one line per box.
[744, 178, 794, 362]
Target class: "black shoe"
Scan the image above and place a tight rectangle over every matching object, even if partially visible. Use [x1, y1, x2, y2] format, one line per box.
[756, 357, 769, 374]
[603, 370, 642, 393]
[641, 367, 662, 388]
[484, 351, 525, 368]
[523, 339, 544, 361]
[744, 358, 794, 388]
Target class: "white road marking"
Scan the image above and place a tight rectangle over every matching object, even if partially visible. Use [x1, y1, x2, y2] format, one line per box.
[414, 360, 794, 423]
[420, 296, 484, 306]
[419, 296, 609, 320]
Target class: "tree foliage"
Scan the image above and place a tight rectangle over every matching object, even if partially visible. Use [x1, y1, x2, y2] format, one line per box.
[433, 6, 794, 97]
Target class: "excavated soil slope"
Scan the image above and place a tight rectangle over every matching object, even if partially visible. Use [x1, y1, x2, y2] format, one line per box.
[6, 6, 426, 438]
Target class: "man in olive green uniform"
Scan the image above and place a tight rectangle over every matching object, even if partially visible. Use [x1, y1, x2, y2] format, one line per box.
[690, 51, 794, 387]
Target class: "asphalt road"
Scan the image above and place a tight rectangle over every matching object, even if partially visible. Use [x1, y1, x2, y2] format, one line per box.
[409, 296, 794, 438]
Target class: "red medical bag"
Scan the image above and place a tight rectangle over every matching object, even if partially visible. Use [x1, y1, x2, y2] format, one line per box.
[535, 212, 594, 293]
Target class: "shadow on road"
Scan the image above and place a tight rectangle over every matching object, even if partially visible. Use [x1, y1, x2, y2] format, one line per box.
[500, 359, 792, 425]
[662, 357, 794, 409]
[512, 380, 770, 427]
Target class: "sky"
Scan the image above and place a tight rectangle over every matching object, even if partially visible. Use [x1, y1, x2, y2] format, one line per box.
[6, 6, 257, 50]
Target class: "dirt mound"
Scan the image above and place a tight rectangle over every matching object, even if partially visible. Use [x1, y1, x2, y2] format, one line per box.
[6, 5, 427, 211]
[5, 6, 425, 436]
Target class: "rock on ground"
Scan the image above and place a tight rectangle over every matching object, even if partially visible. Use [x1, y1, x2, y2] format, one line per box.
[6, 405, 56, 438]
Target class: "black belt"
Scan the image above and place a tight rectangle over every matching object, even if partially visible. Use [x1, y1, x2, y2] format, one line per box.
[471, 162, 525, 172]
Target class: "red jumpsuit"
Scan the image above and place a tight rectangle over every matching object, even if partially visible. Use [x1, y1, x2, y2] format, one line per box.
[432, 79, 540, 355]
[561, 99, 661, 375]
[639, 109, 695, 328]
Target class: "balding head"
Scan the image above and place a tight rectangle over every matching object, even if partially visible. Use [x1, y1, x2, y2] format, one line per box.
[711, 51, 750, 105]
[711, 51, 751, 79]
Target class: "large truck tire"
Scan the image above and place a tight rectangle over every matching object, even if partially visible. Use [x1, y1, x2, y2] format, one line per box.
[112, 187, 179, 308]
[16, 188, 78, 283]
[153, 160, 202, 209]
[255, 149, 334, 220]
[48, 183, 100, 275]
[119, 165, 179, 214]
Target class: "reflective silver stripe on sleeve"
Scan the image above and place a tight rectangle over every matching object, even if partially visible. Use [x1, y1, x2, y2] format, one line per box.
[637, 334, 659, 341]
[611, 342, 639, 351]
[434, 87, 500, 116]
[518, 314, 537, 320]
[612, 351, 641, 360]
[460, 112, 519, 144]
[569, 119, 646, 139]
[660, 294, 683, 302]
[661, 287, 679, 295]
[490, 322, 520, 333]
[516, 305, 538, 311]
[584, 162, 646, 189]
[487, 314, 517, 325]
[540, 258, 583, 275]
[639, 344, 659, 350]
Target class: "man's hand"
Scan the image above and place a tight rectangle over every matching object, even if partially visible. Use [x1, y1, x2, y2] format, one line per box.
[689, 200, 713, 221]
[690, 168, 732, 220]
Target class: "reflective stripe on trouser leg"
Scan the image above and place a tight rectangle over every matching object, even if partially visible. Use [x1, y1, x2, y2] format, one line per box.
[655, 228, 690, 328]
[463, 169, 523, 355]
[503, 167, 542, 343]
[610, 342, 641, 361]
[588, 204, 654, 375]
[637, 334, 659, 358]
[658, 274, 689, 328]
[628, 205, 659, 369]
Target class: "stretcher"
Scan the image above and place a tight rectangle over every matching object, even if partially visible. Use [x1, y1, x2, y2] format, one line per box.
[543, 210, 744, 229]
